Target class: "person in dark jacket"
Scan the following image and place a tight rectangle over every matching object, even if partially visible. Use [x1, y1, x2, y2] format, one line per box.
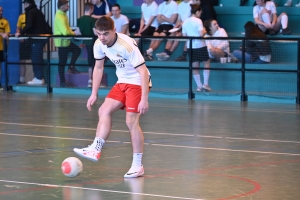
[192, 0, 217, 22]
[15, 0, 50, 85]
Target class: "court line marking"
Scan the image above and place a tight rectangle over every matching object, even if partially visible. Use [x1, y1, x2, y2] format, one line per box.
[0, 132, 300, 156]
[0, 179, 205, 200]
[1, 121, 300, 144]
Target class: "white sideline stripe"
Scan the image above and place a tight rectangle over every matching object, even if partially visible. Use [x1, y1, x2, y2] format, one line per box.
[1, 121, 300, 144]
[0, 180, 205, 200]
[0, 132, 299, 156]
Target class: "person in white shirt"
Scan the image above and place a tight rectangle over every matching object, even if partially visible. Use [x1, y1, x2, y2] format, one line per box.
[143, 0, 178, 61]
[73, 16, 152, 178]
[253, 0, 291, 35]
[156, 0, 192, 61]
[182, 4, 211, 92]
[135, 0, 158, 39]
[204, 19, 230, 60]
[111, 4, 129, 35]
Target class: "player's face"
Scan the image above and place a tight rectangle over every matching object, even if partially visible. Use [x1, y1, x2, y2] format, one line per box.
[111, 7, 120, 17]
[95, 29, 116, 46]
[60, 3, 69, 12]
[0, 7, 3, 18]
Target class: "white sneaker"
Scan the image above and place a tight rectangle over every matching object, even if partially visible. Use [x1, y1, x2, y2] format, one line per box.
[73, 146, 101, 162]
[124, 165, 144, 178]
[87, 80, 92, 87]
[284, 0, 292, 6]
[202, 85, 212, 92]
[156, 52, 170, 61]
[196, 87, 203, 92]
[27, 78, 44, 85]
[295, 2, 300, 6]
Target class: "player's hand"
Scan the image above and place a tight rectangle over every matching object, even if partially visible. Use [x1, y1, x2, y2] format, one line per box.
[138, 99, 149, 114]
[87, 94, 97, 111]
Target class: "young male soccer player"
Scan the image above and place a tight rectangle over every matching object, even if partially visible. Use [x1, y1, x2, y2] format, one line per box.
[74, 16, 152, 178]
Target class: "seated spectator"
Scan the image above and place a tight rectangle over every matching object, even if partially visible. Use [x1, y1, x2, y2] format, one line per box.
[77, 2, 97, 87]
[204, 19, 230, 61]
[155, 0, 192, 61]
[233, 21, 271, 64]
[134, 0, 158, 44]
[182, 4, 211, 92]
[91, 0, 111, 18]
[253, 0, 291, 35]
[111, 4, 129, 35]
[143, 0, 178, 61]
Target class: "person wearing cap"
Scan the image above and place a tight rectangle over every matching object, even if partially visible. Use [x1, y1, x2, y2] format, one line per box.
[0, 6, 10, 91]
[15, 0, 50, 85]
[54, 0, 81, 87]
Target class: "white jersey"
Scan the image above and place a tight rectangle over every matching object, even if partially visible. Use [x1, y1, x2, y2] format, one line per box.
[157, 0, 178, 25]
[182, 16, 206, 49]
[94, 33, 151, 86]
[178, 0, 192, 22]
[111, 14, 129, 35]
[141, 1, 159, 28]
[253, 1, 276, 19]
[205, 27, 230, 58]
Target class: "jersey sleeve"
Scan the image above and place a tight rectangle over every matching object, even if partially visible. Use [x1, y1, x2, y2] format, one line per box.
[93, 39, 106, 60]
[253, 6, 259, 18]
[127, 39, 145, 68]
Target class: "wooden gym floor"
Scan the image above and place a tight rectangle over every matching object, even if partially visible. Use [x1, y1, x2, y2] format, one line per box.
[0, 92, 300, 200]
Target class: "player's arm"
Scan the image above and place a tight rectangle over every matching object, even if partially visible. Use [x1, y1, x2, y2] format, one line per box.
[86, 58, 105, 111]
[135, 64, 149, 114]
[160, 13, 178, 24]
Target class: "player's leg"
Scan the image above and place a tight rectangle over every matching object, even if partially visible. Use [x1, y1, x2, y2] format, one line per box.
[123, 84, 146, 178]
[74, 84, 125, 162]
[275, 13, 291, 34]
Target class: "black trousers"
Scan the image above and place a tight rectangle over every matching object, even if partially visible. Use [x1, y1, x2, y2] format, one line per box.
[58, 42, 81, 84]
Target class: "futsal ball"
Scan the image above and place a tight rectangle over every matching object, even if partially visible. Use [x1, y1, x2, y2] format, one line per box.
[61, 157, 83, 178]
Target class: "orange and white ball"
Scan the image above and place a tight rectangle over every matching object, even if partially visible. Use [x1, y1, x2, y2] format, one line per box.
[61, 157, 83, 178]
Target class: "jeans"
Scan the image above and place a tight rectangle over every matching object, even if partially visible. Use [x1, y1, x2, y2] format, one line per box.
[233, 50, 269, 64]
[31, 39, 47, 80]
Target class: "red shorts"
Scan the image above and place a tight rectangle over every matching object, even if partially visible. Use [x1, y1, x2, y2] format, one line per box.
[107, 83, 142, 113]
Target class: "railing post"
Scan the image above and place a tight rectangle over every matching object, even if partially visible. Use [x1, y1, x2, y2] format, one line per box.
[240, 38, 248, 101]
[188, 38, 195, 99]
[3, 38, 9, 91]
[46, 36, 52, 93]
[296, 39, 300, 104]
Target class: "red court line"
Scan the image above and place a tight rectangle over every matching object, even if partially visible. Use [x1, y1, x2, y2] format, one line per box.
[0, 187, 52, 195]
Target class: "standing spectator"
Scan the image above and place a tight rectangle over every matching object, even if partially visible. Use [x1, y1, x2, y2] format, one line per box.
[111, 4, 129, 35]
[192, 0, 217, 22]
[77, 2, 97, 88]
[54, 0, 81, 87]
[15, 0, 49, 85]
[253, 0, 291, 35]
[182, 4, 211, 92]
[134, 0, 158, 44]
[143, 0, 178, 61]
[204, 19, 230, 60]
[74, 16, 152, 178]
[16, 12, 31, 84]
[156, 0, 192, 61]
[91, 0, 111, 18]
[0, 6, 10, 91]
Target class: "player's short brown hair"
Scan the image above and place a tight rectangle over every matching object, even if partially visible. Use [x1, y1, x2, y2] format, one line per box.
[95, 16, 114, 31]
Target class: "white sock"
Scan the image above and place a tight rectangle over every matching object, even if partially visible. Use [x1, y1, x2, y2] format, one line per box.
[262, 13, 271, 25]
[193, 74, 202, 88]
[20, 77, 25, 82]
[281, 15, 288, 29]
[146, 48, 153, 55]
[91, 137, 105, 151]
[132, 153, 143, 166]
[203, 70, 210, 85]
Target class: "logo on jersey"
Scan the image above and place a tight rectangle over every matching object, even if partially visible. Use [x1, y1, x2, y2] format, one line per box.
[111, 58, 128, 68]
